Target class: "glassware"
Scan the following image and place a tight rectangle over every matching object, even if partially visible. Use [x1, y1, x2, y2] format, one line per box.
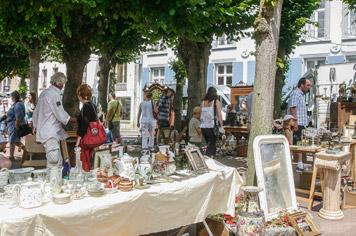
[69, 147, 85, 184]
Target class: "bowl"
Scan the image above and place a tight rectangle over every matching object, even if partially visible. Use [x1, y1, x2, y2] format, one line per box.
[88, 188, 105, 197]
[53, 193, 71, 204]
[8, 167, 34, 184]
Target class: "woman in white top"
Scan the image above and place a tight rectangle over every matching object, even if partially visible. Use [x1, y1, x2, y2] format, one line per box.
[137, 90, 156, 150]
[200, 87, 223, 157]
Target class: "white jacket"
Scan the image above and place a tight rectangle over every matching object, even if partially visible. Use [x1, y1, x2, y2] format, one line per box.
[33, 85, 70, 143]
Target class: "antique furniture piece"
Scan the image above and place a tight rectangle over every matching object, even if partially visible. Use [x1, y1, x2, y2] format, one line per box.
[289, 145, 324, 210]
[21, 135, 47, 169]
[223, 126, 249, 157]
[253, 135, 298, 220]
[329, 102, 356, 133]
[315, 151, 350, 220]
[229, 84, 253, 111]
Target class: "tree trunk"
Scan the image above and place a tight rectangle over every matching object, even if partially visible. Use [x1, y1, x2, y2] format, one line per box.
[62, 48, 91, 116]
[174, 75, 184, 131]
[179, 38, 211, 119]
[246, 0, 284, 185]
[28, 46, 41, 95]
[274, 47, 287, 119]
[98, 56, 111, 114]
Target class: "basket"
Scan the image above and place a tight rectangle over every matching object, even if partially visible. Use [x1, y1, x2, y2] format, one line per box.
[8, 167, 34, 184]
[236, 143, 248, 157]
[0, 168, 9, 187]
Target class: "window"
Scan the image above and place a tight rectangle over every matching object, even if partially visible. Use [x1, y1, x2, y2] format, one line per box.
[120, 97, 131, 121]
[346, 9, 356, 37]
[116, 64, 127, 83]
[42, 69, 47, 88]
[305, 1, 326, 39]
[216, 64, 233, 86]
[216, 34, 234, 47]
[305, 58, 326, 72]
[150, 67, 165, 83]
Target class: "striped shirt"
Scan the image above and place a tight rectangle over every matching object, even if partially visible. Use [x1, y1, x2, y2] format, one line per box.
[287, 88, 308, 126]
[157, 95, 171, 121]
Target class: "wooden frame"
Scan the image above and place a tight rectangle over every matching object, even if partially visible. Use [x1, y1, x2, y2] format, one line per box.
[289, 212, 320, 236]
[253, 135, 298, 220]
[185, 147, 208, 173]
[93, 145, 111, 169]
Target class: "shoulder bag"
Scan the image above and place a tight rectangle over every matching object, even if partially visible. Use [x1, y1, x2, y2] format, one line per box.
[213, 99, 220, 137]
[109, 101, 120, 130]
[81, 103, 107, 148]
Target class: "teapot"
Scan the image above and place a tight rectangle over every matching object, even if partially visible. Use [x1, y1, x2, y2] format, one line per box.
[13, 178, 45, 208]
[114, 153, 138, 181]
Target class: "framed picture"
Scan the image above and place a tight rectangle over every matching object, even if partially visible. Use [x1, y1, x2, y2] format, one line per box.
[253, 135, 298, 220]
[289, 212, 320, 236]
[93, 145, 111, 169]
[185, 147, 208, 173]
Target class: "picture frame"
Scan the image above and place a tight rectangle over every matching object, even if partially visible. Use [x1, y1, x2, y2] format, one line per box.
[93, 145, 111, 169]
[185, 147, 209, 173]
[289, 212, 320, 236]
[253, 135, 298, 220]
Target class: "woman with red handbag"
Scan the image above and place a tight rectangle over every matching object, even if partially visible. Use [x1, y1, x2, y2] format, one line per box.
[75, 84, 98, 172]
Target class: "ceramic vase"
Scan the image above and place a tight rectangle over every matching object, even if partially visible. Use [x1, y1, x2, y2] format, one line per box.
[236, 186, 265, 236]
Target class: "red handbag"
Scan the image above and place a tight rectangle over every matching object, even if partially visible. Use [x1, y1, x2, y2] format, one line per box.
[81, 120, 107, 148]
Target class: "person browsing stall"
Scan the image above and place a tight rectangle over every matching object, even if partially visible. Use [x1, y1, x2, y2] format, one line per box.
[283, 115, 297, 145]
[287, 77, 311, 172]
[189, 106, 202, 147]
[75, 84, 98, 172]
[137, 89, 156, 151]
[33, 72, 76, 169]
[106, 93, 122, 144]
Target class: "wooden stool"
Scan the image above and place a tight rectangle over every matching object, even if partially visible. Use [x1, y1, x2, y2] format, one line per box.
[315, 151, 350, 220]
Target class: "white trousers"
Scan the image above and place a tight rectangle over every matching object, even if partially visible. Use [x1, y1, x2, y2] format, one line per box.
[43, 138, 63, 168]
[141, 122, 155, 149]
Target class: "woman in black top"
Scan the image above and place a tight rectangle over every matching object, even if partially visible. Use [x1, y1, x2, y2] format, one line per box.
[75, 84, 97, 172]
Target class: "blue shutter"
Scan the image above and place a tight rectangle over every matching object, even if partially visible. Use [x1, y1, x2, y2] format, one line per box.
[285, 58, 303, 89]
[207, 64, 214, 86]
[141, 67, 149, 91]
[326, 55, 346, 65]
[164, 66, 175, 83]
[247, 61, 256, 85]
[232, 62, 243, 85]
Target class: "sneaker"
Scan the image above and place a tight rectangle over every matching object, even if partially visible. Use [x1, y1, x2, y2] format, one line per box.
[296, 166, 304, 173]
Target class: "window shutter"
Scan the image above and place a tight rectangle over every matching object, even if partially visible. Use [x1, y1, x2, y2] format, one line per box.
[285, 58, 303, 89]
[247, 61, 256, 85]
[164, 66, 175, 83]
[207, 64, 214, 86]
[232, 62, 243, 85]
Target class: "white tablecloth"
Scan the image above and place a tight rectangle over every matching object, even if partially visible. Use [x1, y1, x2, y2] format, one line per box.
[0, 159, 242, 236]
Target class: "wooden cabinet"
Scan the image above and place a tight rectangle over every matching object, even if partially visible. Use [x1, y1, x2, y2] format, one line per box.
[230, 85, 253, 110]
[330, 102, 356, 133]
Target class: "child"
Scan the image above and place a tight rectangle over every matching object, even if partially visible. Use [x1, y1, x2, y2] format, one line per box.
[283, 115, 297, 145]
[137, 90, 156, 151]
[189, 106, 202, 147]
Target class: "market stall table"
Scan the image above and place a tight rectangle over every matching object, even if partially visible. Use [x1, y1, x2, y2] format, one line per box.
[0, 159, 242, 236]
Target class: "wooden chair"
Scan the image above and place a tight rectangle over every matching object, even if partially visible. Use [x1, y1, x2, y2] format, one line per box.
[21, 135, 47, 169]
